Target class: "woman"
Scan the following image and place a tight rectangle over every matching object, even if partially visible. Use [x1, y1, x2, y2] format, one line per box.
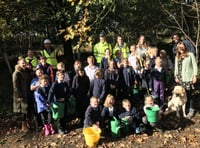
[13, 57, 30, 132]
[174, 42, 198, 118]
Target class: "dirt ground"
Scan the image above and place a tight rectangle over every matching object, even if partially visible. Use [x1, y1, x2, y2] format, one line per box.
[0, 110, 200, 148]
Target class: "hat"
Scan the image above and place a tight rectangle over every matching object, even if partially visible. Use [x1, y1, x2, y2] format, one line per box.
[44, 39, 51, 44]
[99, 32, 105, 37]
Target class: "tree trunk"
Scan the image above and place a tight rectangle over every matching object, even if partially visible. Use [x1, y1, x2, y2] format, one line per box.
[63, 39, 73, 71]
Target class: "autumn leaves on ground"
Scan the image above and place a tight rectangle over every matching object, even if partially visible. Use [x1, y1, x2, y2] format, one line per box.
[0, 111, 200, 148]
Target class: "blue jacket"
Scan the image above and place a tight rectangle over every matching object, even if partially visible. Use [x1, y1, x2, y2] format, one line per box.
[34, 86, 50, 113]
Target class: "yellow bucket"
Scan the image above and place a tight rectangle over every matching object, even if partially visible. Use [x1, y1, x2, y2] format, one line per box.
[83, 127, 101, 147]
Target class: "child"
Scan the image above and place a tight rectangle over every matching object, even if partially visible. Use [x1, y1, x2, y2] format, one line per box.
[83, 96, 101, 128]
[56, 62, 70, 86]
[99, 48, 113, 70]
[84, 56, 98, 96]
[142, 95, 163, 132]
[114, 50, 122, 68]
[141, 60, 153, 94]
[101, 94, 119, 128]
[72, 67, 90, 124]
[151, 57, 166, 112]
[36, 56, 54, 84]
[34, 74, 55, 135]
[48, 70, 70, 134]
[30, 68, 44, 131]
[118, 58, 136, 102]
[118, 99, 142, 134]
[104, 60, 119, 97]
[93, 68, 106, 106]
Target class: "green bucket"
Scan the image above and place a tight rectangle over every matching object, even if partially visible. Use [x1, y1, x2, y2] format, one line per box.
[110, 117, 121, 137]
[51, 102, 65, 120]
[146, 106, 160, 123]
[120, 118, 129, 135]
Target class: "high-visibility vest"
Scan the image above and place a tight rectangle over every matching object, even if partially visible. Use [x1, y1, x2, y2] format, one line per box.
[25, 56, 38, 70]
[113, 43, 130, 59]
[93, 41, 112, 64]
[41, 49, 57, 69]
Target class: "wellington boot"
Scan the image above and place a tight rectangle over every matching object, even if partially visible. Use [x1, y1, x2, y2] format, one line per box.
[44, 124, 50, 136]
[49, 123, 55, 135]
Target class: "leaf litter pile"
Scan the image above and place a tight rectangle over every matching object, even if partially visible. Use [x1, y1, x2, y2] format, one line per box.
[0, 111, 200, 148]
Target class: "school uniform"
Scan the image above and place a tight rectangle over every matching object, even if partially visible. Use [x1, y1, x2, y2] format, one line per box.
[83, 105, 101, 128]
[92, 77, 106, 104]
[151, 66, 166, 110]
[72, 74, 90, 122]
[118, 66, 136, 100]
[48, 80, 70, 133]
[104, 69, 119, 97]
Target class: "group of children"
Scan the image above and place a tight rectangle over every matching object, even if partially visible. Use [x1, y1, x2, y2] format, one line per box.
[13, 39, 176, 137]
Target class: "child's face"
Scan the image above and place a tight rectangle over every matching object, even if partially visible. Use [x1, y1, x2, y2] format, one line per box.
[57, 65, 65, 71]
[108, 98, 114, 106]
[145, 97, 154, 105]
[155, 59, 162, 67]
[123, 102, 131, 111]
[57, 73, 65, 81]
[40, 58, 46, 65]
[40, 79, 48, 87]
[105, 50, 110, 56]
[123, 60, 128, 67]
[130, 45, 136, 52]
[87, 58, 94, 65]
[90, 99, 99, 108]
[35, 70, 43, 78]
[109, 61, 115, 69]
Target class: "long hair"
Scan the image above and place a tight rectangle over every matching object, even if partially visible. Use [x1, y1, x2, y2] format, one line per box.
[175, 42, 189, 61]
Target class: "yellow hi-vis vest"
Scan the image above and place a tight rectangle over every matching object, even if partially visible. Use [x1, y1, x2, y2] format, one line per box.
[41, 49, 57, 69]
[25, 56, 38, 70]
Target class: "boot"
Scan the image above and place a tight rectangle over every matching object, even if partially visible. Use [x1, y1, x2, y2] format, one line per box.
[44, 124, 50, 136]
[187, 108, 195, 119]
[49, 123, 55, 135]
[21, 121, 29, 132]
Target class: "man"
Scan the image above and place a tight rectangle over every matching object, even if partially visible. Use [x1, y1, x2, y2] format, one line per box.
[25, 49, 38, 70]
[113, 35, 130, 59]
[172, 33, 196, 58]
[40, 39, 58, 69]
[93, 33, 112, 65]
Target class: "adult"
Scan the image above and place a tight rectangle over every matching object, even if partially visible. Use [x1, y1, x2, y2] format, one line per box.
[174, 42, 198, 118]
[136, 35, 149, 61]
[12, 57, 30, 132]
[40, 39, 58, 69]
[93, 32, 112, 65]
[171, 33, 196, 59]
[25, 49, 38, 70]
[113, 35, 130, 59]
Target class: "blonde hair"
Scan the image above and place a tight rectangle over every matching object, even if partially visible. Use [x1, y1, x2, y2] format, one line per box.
[104, 94, 115, 107]
[57, 62, 65, 70]
[144, 95, 154, 104]
[90, 96, 98, 103]
[122, 99, 131, 106]
[87, 56, 95, 62]
[155, 57, 163, 66]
